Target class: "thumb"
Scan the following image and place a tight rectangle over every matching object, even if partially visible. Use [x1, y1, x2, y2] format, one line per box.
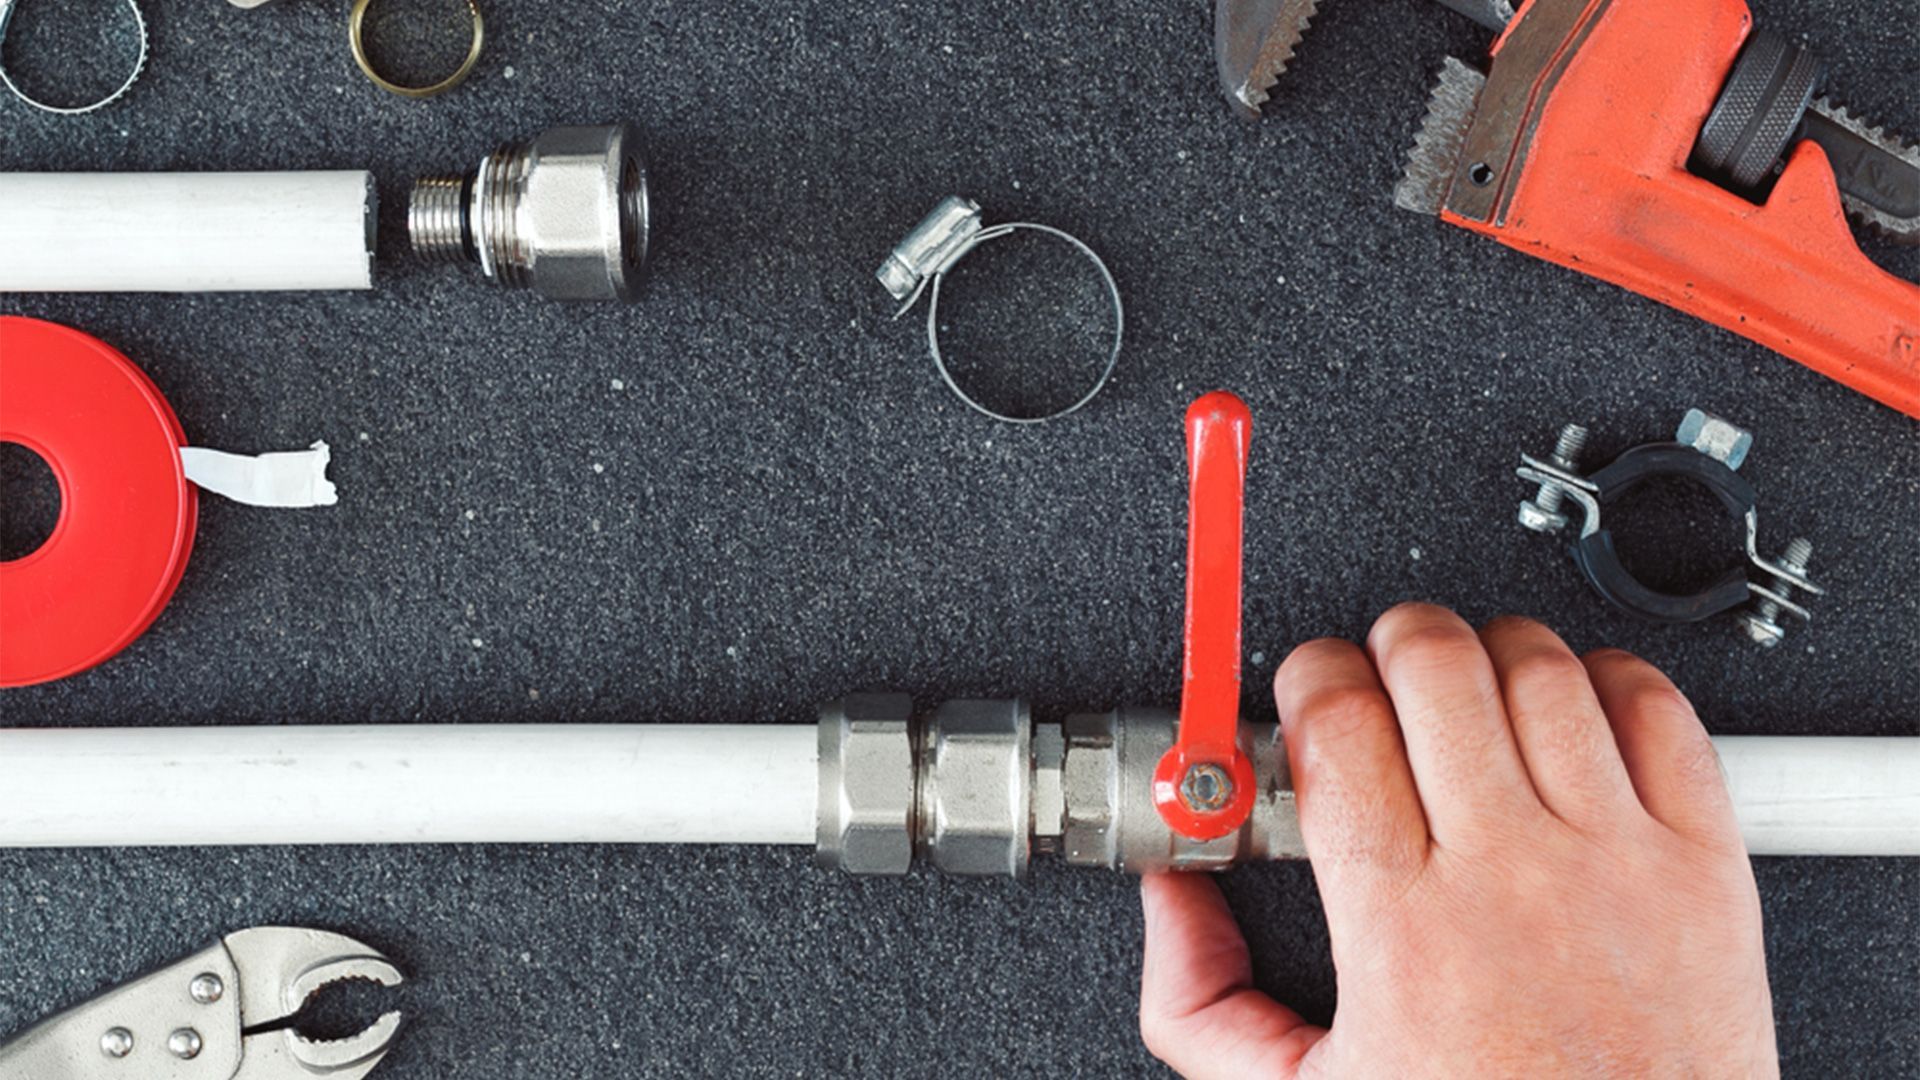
[1139, 872, 1327, 1079]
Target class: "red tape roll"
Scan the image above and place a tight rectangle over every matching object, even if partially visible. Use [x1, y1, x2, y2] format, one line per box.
[0, 316, 197, 687]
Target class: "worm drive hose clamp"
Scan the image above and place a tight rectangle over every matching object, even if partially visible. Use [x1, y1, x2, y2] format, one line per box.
[877, 196, 1123, 424]
[0, 0, 148, 114]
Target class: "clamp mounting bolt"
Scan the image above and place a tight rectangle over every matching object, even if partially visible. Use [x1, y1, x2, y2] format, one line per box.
[1742, 538, 1813, 649]
[1517, 423, 1589, 533]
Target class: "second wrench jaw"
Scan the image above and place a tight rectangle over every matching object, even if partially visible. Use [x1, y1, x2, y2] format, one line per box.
[1806, 97, 1920, 245]
[1214, 0, 1321, 119]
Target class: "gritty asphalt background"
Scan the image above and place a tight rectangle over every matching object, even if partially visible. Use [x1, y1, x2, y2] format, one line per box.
[2, 0, 1917, 1075]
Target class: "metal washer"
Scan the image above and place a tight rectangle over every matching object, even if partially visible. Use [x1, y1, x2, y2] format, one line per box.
[348, 0, 483, 99]
[0, 0, 148, 115]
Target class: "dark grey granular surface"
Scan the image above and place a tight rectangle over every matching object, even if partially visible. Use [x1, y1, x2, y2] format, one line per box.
[2, 0, 1916, 1076]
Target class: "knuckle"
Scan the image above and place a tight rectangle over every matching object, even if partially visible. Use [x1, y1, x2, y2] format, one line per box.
[1583, 645, 1638, 663]
[1287, 636, 1356, 666]
[1631, 681, 1699, 725]
[1505, 645, 1590, 696]
[1482, 612, 1549, 638]
[1369, 601, 1455, 649]
[1377, 599, 1453, 627]
[1137, 1008, 1178, 1060]
[1275, 637, 1357, 689]
[1385, 621, 1486, 680]
[1582, 646, 1650, 682]
[1670, 735, 1727, 793]
[1291, 685, 1394, 753]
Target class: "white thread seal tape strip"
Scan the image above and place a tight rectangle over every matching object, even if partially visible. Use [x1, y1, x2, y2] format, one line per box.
[179, 441, 340, 508]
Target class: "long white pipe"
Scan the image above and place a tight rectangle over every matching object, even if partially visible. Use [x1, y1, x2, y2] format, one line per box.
[0, 726, 818, 847]
[1716, 736, 1920, 856]
[0, 728, 1912, 856]
[0, 172, 375, 292]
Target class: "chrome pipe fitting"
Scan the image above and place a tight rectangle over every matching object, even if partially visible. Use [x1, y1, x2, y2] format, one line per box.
[815, 696, 1303, 877]
[407, 123, 650, 302]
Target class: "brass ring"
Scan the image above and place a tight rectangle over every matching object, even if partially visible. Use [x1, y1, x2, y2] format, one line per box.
[348, 0, 483, 99]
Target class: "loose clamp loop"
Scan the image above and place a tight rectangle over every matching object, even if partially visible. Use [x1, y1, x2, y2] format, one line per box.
[0, 0, 148, 115]
[877, 196, 1124, 424]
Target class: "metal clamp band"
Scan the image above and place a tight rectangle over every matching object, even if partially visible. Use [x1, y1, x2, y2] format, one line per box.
[0, 0, 148, 115]
[878, 196, 1123, 424]
[349, 0, 483, 99]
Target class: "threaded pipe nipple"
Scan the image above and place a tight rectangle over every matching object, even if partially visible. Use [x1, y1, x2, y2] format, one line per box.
[408, 175, 470, 262]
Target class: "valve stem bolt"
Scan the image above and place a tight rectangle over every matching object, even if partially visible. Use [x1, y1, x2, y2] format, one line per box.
[1518, 423, 1589, 533]
[1179, 763, 1234, 813]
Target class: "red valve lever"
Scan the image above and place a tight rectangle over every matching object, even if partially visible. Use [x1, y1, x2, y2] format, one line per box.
[1152, 391, 1257, 841]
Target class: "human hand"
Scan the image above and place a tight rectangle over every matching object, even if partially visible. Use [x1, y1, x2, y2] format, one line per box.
[1139, 603, 1777, 1078]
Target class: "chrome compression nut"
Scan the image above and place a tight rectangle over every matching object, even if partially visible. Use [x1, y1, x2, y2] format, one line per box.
[815, 694, 916, 875]
[408, 123, 650, 302]
[917, 700, 1031, 877]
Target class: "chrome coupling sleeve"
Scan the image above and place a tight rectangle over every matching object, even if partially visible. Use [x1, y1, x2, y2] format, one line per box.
[407, 123, 651, 302]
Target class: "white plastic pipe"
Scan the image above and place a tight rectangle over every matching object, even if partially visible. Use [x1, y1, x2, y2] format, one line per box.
[0, 725, 817, 847]
[0, 728, 1912, 856]
[1716, 736, 1920, 856]
[0, 172, 375, 292]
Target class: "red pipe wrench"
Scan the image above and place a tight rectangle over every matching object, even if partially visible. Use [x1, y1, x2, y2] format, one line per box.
[1405, 0, 1920, 416]
[1219, 0, 1920, 417]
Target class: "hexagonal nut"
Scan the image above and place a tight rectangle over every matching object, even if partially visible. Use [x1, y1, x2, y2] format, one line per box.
[1060, 712, 1120, 868]
[815, 694, 914, 874]
[1031, 723, 1067, 854]
[1517, 499, 1569, 533]
[523, 124, 650, 301]
[922, 700, 1030, 877]
[1740, 612, 1787, 648]
[1676, 408, 1752, 471]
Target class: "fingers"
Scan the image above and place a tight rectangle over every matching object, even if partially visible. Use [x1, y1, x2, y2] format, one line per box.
[1139, 873, 1327, 1080]
[1367, 603, 1539, 844]
[1274, 638, 1428, 888]
[1583, 649, 1740, 841]
[1479, 617, 1637, 828]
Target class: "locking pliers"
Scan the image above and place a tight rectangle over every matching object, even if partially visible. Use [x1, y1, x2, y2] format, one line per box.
[0, 927, 403, 1079]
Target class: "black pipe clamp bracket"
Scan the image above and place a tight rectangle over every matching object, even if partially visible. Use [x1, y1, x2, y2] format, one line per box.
[1513, 410, 1824, 647]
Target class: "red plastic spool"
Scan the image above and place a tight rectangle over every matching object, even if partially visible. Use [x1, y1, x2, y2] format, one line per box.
[0, 316, 197, 688]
